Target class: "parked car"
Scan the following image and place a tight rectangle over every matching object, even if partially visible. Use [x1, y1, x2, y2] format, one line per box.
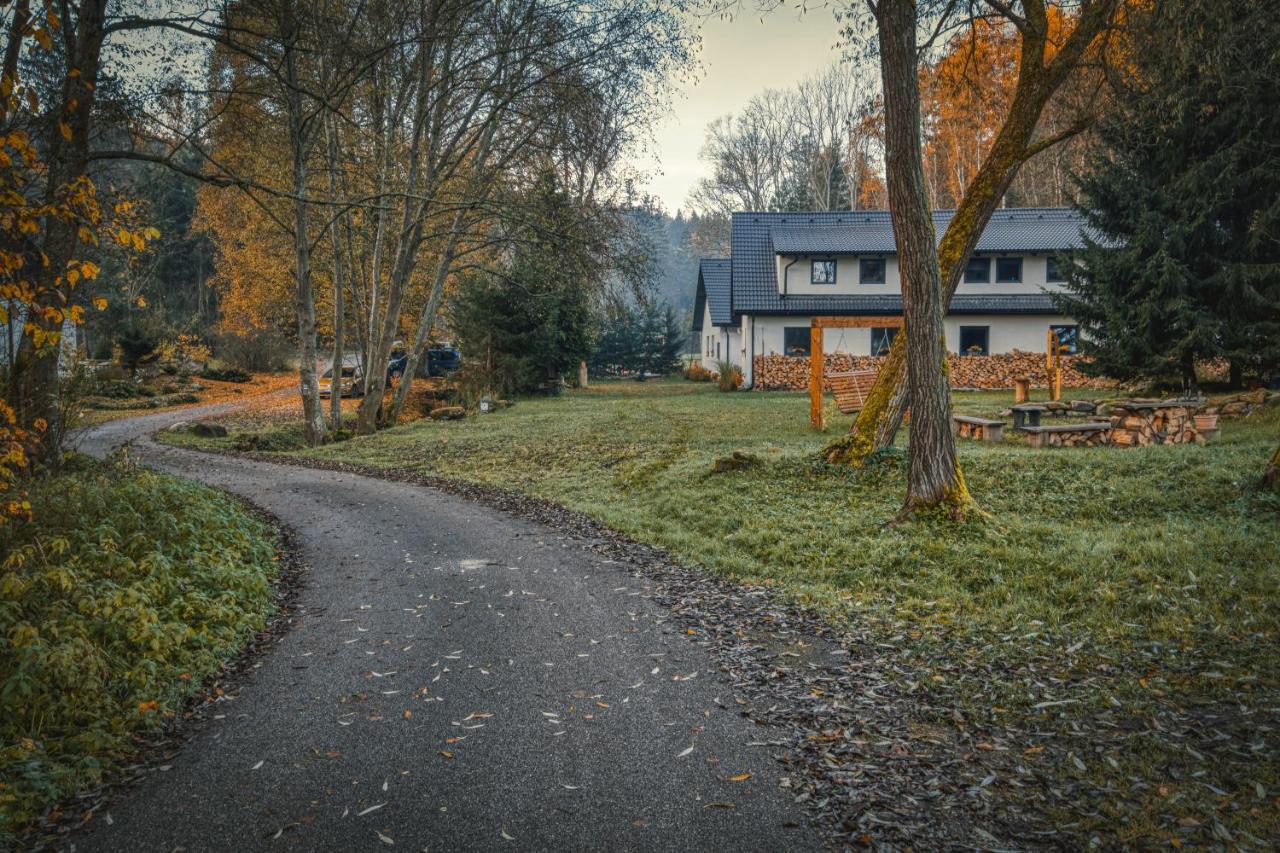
[319, 355, 364, 398]
[424, 346, 462, 377]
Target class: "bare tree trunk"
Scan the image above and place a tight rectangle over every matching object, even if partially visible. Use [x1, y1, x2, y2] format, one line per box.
[282, 2, 326, 447]
[828, 0, 1118, 467]
[10, 0, 108, 460]
[385, 210, 465, 425]
[325, 114, 345, 432]
[876, 0, 969, 517]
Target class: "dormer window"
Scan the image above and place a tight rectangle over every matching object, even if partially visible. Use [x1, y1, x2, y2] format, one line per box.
[810, 259, 837, 284]
[859, 257, 886, 284]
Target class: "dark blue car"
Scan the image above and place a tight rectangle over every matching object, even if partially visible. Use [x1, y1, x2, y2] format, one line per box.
[385, 346, 461, 383]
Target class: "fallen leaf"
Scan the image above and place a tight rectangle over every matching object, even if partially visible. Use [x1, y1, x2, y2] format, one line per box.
[677, 745, 694, 758]
[727, 773, 751, 782]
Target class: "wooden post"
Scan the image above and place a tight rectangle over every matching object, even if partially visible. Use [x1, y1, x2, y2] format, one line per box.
[809, 326, 824, 430]
[1052, 365, 1062, 402]
[1014, 377, 1030, 403]
[578, 360, 588, 388]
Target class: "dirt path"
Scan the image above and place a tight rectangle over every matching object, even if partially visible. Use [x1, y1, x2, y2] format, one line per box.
[73, 404, 819, 851]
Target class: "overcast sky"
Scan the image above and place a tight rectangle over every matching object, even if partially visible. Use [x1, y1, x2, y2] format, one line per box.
[633, 5, 849, 215]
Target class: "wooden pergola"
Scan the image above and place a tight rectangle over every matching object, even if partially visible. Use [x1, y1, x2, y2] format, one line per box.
[809, 316, 903, 430]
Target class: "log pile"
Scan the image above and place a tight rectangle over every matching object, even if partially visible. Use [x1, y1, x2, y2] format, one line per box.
[1028, 426, 1112, 448]
[1107, 401, 1200, 447]
[753, 351, 1113, 391]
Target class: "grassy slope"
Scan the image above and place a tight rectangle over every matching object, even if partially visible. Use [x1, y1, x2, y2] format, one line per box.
[164, 379, 1280, 841]
[0, 459, 280, 840]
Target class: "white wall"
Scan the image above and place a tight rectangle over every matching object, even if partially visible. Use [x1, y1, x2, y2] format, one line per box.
[741, 312, 1078, 364]
[776, 253, 1067, 297]
[699, 301, 742, 372]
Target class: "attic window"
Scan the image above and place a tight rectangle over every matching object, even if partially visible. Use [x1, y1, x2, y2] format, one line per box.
[811, 260, 837, 284]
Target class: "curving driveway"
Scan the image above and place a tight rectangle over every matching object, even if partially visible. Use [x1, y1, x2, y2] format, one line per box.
[71, 404, 819, 851]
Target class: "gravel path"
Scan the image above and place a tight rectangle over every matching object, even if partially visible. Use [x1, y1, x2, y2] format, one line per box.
[70, 404, 821, 852]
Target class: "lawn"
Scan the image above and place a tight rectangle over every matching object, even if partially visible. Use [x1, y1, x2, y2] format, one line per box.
[161, 379, 1280, 843]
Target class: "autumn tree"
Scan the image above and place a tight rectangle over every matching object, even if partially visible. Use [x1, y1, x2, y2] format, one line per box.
[824, 0, 1121, 520]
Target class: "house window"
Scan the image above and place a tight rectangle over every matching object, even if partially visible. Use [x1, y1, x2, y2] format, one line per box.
[963, 256, 991, 283]
[716, 340, 721, 359]
[995, 257, 1022, 283]
[810, 259, 837, 284]
[1046, 254, 1068, 283]
[959, 326, 990, 356]
[1050, 324, 1079, 354]
[859, 257, 886, 284]
[870, 327, 897, 356]
[783, 327, 811, 357]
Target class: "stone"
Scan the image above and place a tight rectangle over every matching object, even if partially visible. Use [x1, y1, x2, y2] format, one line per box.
[191, 422, 228, 437]
[1070, 400, 1097, 413]
[429, 406, 466, 420]
[167, 421, 189, 432]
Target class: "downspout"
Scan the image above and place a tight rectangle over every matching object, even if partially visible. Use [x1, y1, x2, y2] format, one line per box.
[781, 256, 797, 297]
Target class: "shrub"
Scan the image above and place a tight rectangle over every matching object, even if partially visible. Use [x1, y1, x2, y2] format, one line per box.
[0, 459, 278, 838]
[715, 359, 743, 392]
[212, 328, 292, 373]
[115, 325, 160, 376]
[198, 363, 252, 383]
[94, 379, 156, 399]
[684, 362, 714, 383]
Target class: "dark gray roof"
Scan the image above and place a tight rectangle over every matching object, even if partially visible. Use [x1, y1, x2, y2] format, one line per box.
[734, 208, 1088, 315]
[692, 258, 733, 329]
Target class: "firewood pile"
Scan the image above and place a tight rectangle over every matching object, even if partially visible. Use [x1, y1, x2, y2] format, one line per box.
[753, 351, 1111, 391]
[1107, 401, 1201, 447]
[1029, 426, 1112, 448]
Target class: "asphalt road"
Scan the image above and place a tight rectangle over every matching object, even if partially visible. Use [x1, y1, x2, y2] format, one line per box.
[70, 404, 820, 852]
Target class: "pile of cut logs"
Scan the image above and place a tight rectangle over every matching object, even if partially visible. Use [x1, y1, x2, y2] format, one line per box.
[1107, 401, 1201, 447]
[752, 351, 1110, 391]
[1030, 426, 1112, 448]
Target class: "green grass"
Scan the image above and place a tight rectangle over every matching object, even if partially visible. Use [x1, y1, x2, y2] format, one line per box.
[0, 457, 280, 841]
[161, 378, 1280, 842]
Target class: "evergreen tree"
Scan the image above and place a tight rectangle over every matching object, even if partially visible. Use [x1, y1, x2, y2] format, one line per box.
[1057, 0, 1280, 389]
[452, 170, 598, 396]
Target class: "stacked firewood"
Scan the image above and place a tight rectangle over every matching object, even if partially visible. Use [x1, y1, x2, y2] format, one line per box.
[753, 351, 1110, 391]
[1107, 402, 1200, 446]
[1029, 428, 1111, 448]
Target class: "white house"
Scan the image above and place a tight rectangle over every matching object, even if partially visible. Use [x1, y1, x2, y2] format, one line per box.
[692, 207, 1090, 385]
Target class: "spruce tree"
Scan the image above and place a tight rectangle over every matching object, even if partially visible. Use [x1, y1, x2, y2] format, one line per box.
[1057, 0, 1280, 389]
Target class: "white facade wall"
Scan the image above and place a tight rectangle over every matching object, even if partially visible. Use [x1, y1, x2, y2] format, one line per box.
[738, 311, 1077, 386]
[698, 301, 742, 372]
[777, 253, 1066, 297]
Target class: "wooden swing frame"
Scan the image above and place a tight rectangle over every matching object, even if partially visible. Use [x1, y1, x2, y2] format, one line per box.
[808, 316, 903, 430]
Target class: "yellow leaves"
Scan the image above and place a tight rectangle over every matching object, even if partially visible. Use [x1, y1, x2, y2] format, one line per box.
[33, 418, 47, 432]
[93, 297, 107, 311]
[135, 295, 147, 308]
[58, 121, 72, 142]
[137, 700, 159, 714]
[727, 772, 752, 782]
[34, 28, 53, 51]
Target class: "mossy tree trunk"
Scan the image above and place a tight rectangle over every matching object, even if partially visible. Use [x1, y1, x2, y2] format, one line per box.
[1264, 445, 1280, 491]
[827, 0, 1119, 466]
[874, 0, 969, 517]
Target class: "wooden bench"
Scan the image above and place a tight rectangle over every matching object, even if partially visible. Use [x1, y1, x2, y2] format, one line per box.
[1011, 403, 1048, 431]
[952, 415, 1005, 443]
[1023, 422, 1112, 449]
[828, 370, 879, 414]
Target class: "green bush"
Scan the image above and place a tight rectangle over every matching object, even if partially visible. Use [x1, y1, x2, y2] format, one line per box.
[0, 459, 278, 839]
[94, 379, 156, 400]
[198, 363, 252, 383]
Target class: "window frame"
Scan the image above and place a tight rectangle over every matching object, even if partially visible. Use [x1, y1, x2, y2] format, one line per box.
[995, 256, 1023, 284]
[958, 325, 990, 356]
[810, 259, 837, 285]
[783, 326, 811, 357]
[1046, 254, 1067, 283]
[963, 256, 991, 284]
[869, 326, 897, 356]
[858, 257, 886, 285]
